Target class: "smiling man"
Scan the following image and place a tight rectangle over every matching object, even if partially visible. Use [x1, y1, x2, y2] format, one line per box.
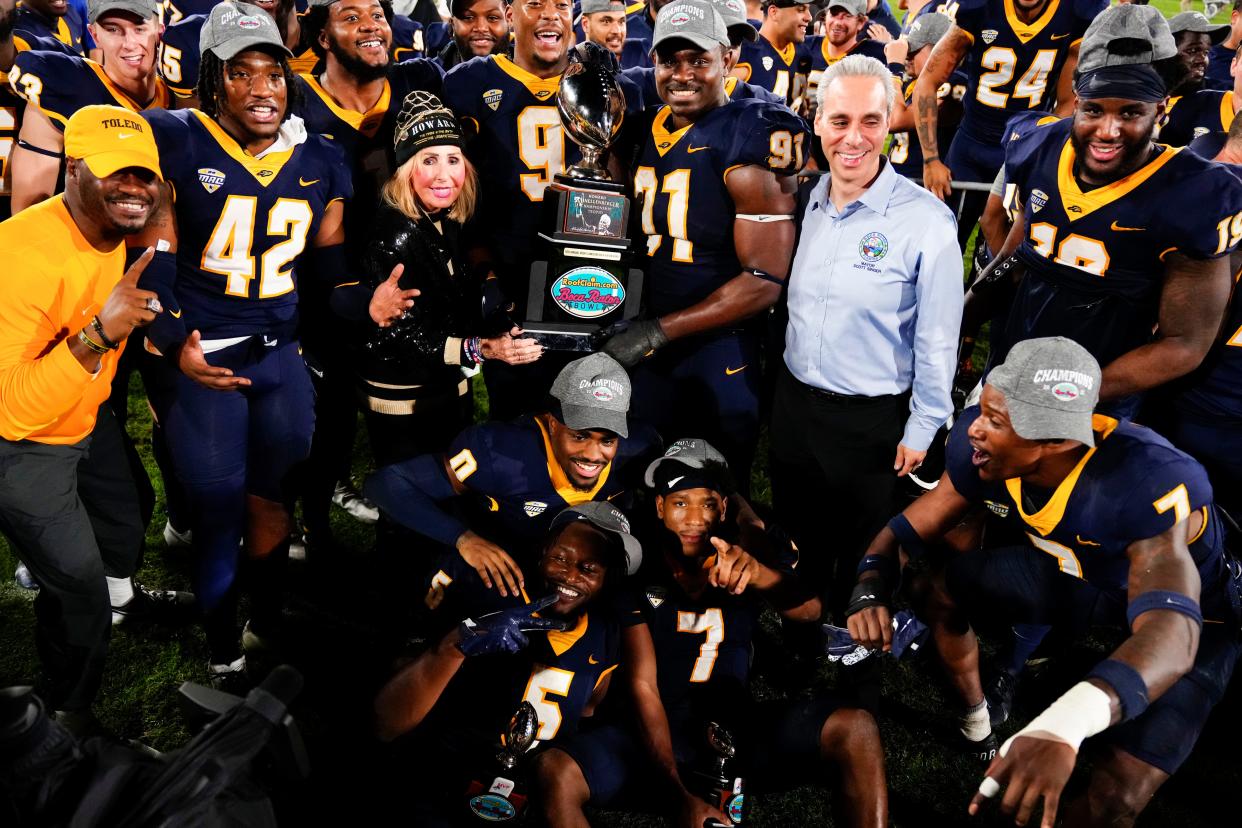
[437, 0, 510, 69]
[5, 0, 171, 212]
[846, 337, 1242, 827]
[774, 53, 960, 621]
[732, 0, 813, 106]
[365, 353, 658, 600]
[981, 4, 1242, 416]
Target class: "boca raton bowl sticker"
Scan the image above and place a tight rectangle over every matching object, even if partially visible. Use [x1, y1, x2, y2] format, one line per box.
[551, 267, 626, 319]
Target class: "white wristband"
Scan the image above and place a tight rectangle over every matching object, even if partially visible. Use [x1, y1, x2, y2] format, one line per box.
[1000, 681, 1112, 756]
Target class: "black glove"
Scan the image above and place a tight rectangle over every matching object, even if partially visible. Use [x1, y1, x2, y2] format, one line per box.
[597, 319, 669, 368]
[569, 39, 620, 73]
[456, 594, 568, 657]
[843, 577, 893, 620]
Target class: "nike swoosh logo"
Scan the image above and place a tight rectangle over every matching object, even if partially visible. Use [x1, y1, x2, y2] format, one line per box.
[687, 146, 710, 153]
[299, 177, 320, 187]
[1110, 221, 1144, 232]
[668, 475, 685, 487]
[169, 308, 182, 319]
[117, 133, 134, 140]
[725, 364, 748, 376]
[588, 654, 600, 664]
[1051, 33, 1071, 40]
[1076, 535, 1100, 546]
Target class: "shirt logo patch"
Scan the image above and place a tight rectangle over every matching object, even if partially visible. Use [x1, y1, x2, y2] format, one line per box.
[646, 586, 666, 608]
[523, 500, 548, 517]
[1193, 127, 1209, 139]
[1029, 189, 1049, 213]
[982, 29, 998, 44]
[984, 500, 1010, 518]
[197, 167, 226, 193]
[483, 88, 504, 110]
[859, 231, 889, 262]
[762, 55, 774, 71]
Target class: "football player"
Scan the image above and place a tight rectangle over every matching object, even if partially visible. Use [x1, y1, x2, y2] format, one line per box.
[884, 11, 965, 180]
[601, 0, 807, 482]
[436, 0, 511, 69]
[914, 0, 1104, 246]
[1158, 40, 1239, 145]
[1166, 10, 1230, 97]
[372, 503, 637, 824]
[0, 0, 26, 219]
[5, 0, 170, 212]
[441, 0, 639, 419]
[580, 0, 628, 58]
[133, 2, 411, 687]
[289, 0, 442, 556]
[622, 0, 781, 107]
[732, 0, 812, 106]
[625, 0, 670, 43]
[364, 353, 658, 597]
[804, 0, 887, 112]
[536, 440, 888, 828]
[11, 0, 86, 55]
[983, 5, 1242, 416]
[846, 338, 1241, 826]
[1204, 0, 1241, 90]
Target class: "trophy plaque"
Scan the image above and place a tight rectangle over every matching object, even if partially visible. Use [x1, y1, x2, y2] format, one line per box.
[691, 721, 747, 826]
[524, 45, 644, 352]
[464, 701, 540, 822]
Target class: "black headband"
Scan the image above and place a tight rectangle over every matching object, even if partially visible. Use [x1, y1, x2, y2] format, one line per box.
[1075, 63, 1167, 103]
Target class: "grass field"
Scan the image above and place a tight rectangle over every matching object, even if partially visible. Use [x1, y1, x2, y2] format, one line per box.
[2, 0, 1240, 824]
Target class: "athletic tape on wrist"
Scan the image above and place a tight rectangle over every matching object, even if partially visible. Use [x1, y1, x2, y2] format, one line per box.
[886, 513, 928, 562]
[1126, 590, 1202, 631]
[1001, 680, 1112, 756]
[1085, 659, 1150, 722]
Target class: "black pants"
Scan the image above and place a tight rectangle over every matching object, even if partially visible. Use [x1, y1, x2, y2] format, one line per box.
[769, 367, 908, 617]
[0, 406, 146, 711]
[301, 351, 360, 541]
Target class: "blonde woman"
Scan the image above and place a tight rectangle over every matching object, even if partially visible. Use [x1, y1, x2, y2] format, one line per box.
[360, 92, 543, 466]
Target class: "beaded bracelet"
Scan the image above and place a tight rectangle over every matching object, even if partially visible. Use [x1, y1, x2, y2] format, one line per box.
[464, 336, 484, 365]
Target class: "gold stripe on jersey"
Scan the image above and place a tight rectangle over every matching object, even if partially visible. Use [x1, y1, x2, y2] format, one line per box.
[1222, 91, 1236, 133]
[724, 76, 738, 95]
[625, 1, 644, 13]
[651, 106, 692, 157]
[1056, 137, 1180, 220]
[594, 663, 619, 690]
[773, 39, 796, 67]
[1004, 0, 1061, 43]
[191, 109, 297, 185]
[546, 611, 589, 655]
[299, 72, 393, 138]
[54, 17, 74, 50]
[85, 59, 172, 114]
[290, 48, 317, 76]
[1004, 413, 1119, 536]
[493, 55, 561, 101]
[534, 416, 613, 504]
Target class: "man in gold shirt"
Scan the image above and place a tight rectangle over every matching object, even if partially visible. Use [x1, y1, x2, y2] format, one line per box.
[0, 104, 191, 731]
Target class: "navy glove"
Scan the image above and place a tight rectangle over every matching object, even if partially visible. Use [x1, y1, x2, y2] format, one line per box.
[456, 594, 569, 657]
[597, 318, 668, 368]
[569, 39, 620, 73]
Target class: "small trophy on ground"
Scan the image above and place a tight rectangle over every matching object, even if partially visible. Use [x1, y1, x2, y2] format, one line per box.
[524, 42, 644, 351]
[691, 721, 747, 825]
[464, 701, 540, 822]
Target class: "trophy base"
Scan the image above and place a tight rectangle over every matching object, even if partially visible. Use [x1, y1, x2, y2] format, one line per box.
[523, 260, 644, 353]
[521, 327, 597, 353]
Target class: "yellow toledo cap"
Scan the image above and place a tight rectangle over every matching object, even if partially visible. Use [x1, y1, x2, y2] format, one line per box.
[63, 105, 163, 181]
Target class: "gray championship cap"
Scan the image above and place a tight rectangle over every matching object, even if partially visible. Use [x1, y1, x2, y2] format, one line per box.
[643, 438, 729, 491]
[1077, 4, 1177, 74]
[825, 0, 867, 16]
[652, 1, 731, 52]
[549, 502, 643, 576]
[708, 0, 759, 42]
[549, 352, 631, 437]
[986, 337, 1101, 446]
[580, 0, 626, 14]
[200, 2, 295, 61]
[906, 11, 952, 54]
[1168, 11, 1231, 44]
[87, 0, 161, 22]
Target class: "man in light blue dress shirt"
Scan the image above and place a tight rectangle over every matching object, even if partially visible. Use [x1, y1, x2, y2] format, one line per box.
[771, 53, 962, 619]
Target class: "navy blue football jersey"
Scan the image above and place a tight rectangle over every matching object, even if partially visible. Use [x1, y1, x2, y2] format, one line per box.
[444, 415, 658, 557]
[0, 79, 25, 217]
[998, 117, 1242, 370]
[947, 405, 1228, 595]
[624, 4, 655, 42]
[888, 70, 968, 177]
[621, 67, 782, 111]
[443, 54, 641, 263]
[733, 33, 810, 107]
[804, 34, 888, 108]
[161, 0, 217, 25]
[420, 594, 622, 749]
[390, 14, 427, 62]
[1158, 90, 1237, 148]
[629, 98, 809, 316]
[145, 108, 352, 339]
[952, 0, 1103, 145]
[619, 37, 651, 71]
[8, 51, 173, 131]
[12, 4, 86, 56]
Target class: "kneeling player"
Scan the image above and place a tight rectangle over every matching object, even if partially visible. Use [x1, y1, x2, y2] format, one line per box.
[536, 440, 888, 827]
[372, 502, 639, 824]
[847, 337, 1241, 826]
